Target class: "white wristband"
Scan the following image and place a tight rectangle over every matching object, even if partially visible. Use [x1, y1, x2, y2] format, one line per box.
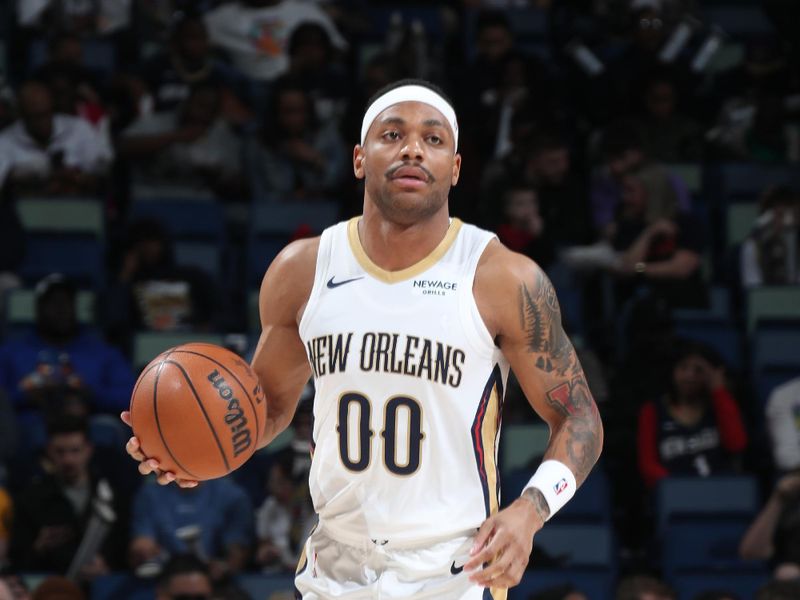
[522, 460, 577, 521]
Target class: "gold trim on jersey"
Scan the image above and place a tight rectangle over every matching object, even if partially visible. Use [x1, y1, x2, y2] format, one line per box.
[482, 382, 501, 516]
[490, 586, 508, 599]
[347, 216, 463, 283]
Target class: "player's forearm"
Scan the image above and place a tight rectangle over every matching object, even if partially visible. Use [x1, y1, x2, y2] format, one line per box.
[541, 373, 603, 486]
[257, 408, 295, 450]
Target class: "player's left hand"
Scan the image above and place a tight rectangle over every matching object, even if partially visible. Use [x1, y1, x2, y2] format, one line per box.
[464, 498, 544, 588]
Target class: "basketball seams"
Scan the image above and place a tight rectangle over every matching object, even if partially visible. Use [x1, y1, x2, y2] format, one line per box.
[152, 361, 202, 480]
[171, 349, 262, 444]
[166, 359, 231, 474]
[130, 359, 164, 423]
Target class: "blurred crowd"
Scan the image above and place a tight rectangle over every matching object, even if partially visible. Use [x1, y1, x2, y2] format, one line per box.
[0, 0, 799, 599]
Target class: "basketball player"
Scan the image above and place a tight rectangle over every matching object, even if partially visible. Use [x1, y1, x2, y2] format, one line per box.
[123, 79, 603, 598]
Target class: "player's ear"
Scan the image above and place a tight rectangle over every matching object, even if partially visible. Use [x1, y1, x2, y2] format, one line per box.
[451, 153, 461, 186]
[354, 145, 366, 179]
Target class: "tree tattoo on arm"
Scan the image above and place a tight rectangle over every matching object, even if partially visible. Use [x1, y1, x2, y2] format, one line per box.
[518, 269, 602, 484]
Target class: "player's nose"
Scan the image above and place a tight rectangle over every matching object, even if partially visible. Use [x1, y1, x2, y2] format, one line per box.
[400, 134, 424, 161]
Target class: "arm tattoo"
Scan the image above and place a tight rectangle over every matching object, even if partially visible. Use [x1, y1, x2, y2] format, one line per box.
[518, 269, 602, 484]
[519, 272, 576, 376]
[521, 487, 550, 523]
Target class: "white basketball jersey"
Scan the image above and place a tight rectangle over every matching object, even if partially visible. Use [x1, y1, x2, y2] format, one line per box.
[298, 217, 510, 544]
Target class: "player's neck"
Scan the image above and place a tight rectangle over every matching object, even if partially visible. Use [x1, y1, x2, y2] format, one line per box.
[358, 208, 452, 272]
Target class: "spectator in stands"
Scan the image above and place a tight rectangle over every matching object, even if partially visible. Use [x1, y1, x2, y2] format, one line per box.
[32, 33, 107, 132]
[756, 579, 800, 600]
[156, 554, 213, 600]
[633, 71, 703, 162]
[30, 577, 84, 600]
[740, 471, 800, 579]
[0, 274, 135, 415]
[494, 184, 554, 268]
[243, 77, 347, 202]
[203, 0, 347, 84]
[637, 341, 748, 488]
[117, 82, 244, 197]
[483, 130, 592, 246]
[0, 575, 30, 600]
[610, 170, 707, 308]
[0, 81, 113, 197]
[616, 575, 676, 600]
[139, 12, 250, 124]
[0, 487, 10, 569]
[766, 376, 800, 474]
[129, 478, 254, 581]
[741, 186, 800, 288]
[287, 22, 349, 126]
[9, 415, 126, 578]
[107, 218, 221, 339]
[590, 121, 691, 237]
[255, 454, 315, 573]
[15, 0, 132, 36]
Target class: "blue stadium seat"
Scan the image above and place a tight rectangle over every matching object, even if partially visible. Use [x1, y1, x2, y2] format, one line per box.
[247, 202, 339, 287]
[662, 517, 766, 580]
[91, 573, 155, 600]
[701, 6, 775, 38]
[752, 326, 800, 375]
[673, 320, 742, 371]
[27, 37, 116, 76]
[656, 476, 759, 534]
[509, 568, 615, 600]
[671, 571, 769, 600]
[237, 573, 296, 598]
[709, 163, 800, 205]
[556, 467, 612, 525]
[533, 523, 616, 570]
[130, 199, 227, 279]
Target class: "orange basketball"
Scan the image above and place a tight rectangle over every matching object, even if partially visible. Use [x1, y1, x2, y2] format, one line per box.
[129, 343, 265, 481]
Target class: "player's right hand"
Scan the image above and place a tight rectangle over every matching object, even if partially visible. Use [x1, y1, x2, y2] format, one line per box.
[120, 411, 198, 488]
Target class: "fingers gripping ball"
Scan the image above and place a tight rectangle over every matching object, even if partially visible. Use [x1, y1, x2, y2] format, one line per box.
[130, 343, 266, 480]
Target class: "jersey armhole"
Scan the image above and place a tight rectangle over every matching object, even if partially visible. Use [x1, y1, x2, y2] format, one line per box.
[458, 233, 498, 357]
[298, 226, 335, 338]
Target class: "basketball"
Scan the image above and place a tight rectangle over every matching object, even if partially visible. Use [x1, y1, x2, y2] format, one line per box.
[129, 343, 266, 481]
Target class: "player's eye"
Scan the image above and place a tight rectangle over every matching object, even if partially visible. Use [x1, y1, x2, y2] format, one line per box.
[383, 131, 400, 141]
[427, 135, 442, 145]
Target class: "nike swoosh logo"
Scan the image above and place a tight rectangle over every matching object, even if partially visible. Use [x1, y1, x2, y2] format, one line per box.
[327, 276, 364, 289]
[450, 561, 464, 575]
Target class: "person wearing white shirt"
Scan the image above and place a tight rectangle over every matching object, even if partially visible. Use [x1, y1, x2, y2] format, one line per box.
[767, 377, 800, 473]
[0, 81, 113, 195]
[204, 0, 347, 82]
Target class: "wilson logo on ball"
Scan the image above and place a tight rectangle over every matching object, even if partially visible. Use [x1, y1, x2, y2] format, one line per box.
[207, 370, 252, 457]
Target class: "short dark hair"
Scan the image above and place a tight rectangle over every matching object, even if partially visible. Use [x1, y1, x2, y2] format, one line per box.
[757, 580, 800, 600]
[366, 79, 454, 113]
[601, 121, 643, 160]
[46, 414, 90, 441]
[475, 10, 512, 36]
[616, 575, 676, 600]
[157, 554, 210, 590]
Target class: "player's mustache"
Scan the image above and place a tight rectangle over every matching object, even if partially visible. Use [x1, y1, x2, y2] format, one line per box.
[384, 162, 435, 183]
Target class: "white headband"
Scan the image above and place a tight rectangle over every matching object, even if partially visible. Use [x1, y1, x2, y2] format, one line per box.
[360, 84, 459, 151]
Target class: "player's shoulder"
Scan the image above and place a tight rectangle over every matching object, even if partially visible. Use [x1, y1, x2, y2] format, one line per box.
[263, 236, 320, 286]
[475, 238, 546, 292]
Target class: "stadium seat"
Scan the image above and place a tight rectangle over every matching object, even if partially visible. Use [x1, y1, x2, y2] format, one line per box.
[130, 199, 227, 279]
[672, 286, 732, 323]
[236, 573, 296, 598]
[701, 6, 775, 38]
[673, 319, 742, 371]
[247, 202, 339, 287]
[726, 203, 759, 247]
[671, 571, 769, 600]
[509, 569, 615, 600]
[667, 164, 703, 195]
[557, 467, 612, 524]
[533, 523, 616, 570]
[655, 476, 759, 534]
[16, 197, 105, 289]
[2, 287, 94, 337]
[752, 326, 800, 375]
[662, 517, 765, 580]
[91, 573, 155, 600]
[132, 332, 225, 371]
[746, 287, 800, 333]
[710, 163, 800, 205]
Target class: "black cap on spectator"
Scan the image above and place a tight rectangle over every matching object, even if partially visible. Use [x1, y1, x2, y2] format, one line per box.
[35, 273, 76, 304]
